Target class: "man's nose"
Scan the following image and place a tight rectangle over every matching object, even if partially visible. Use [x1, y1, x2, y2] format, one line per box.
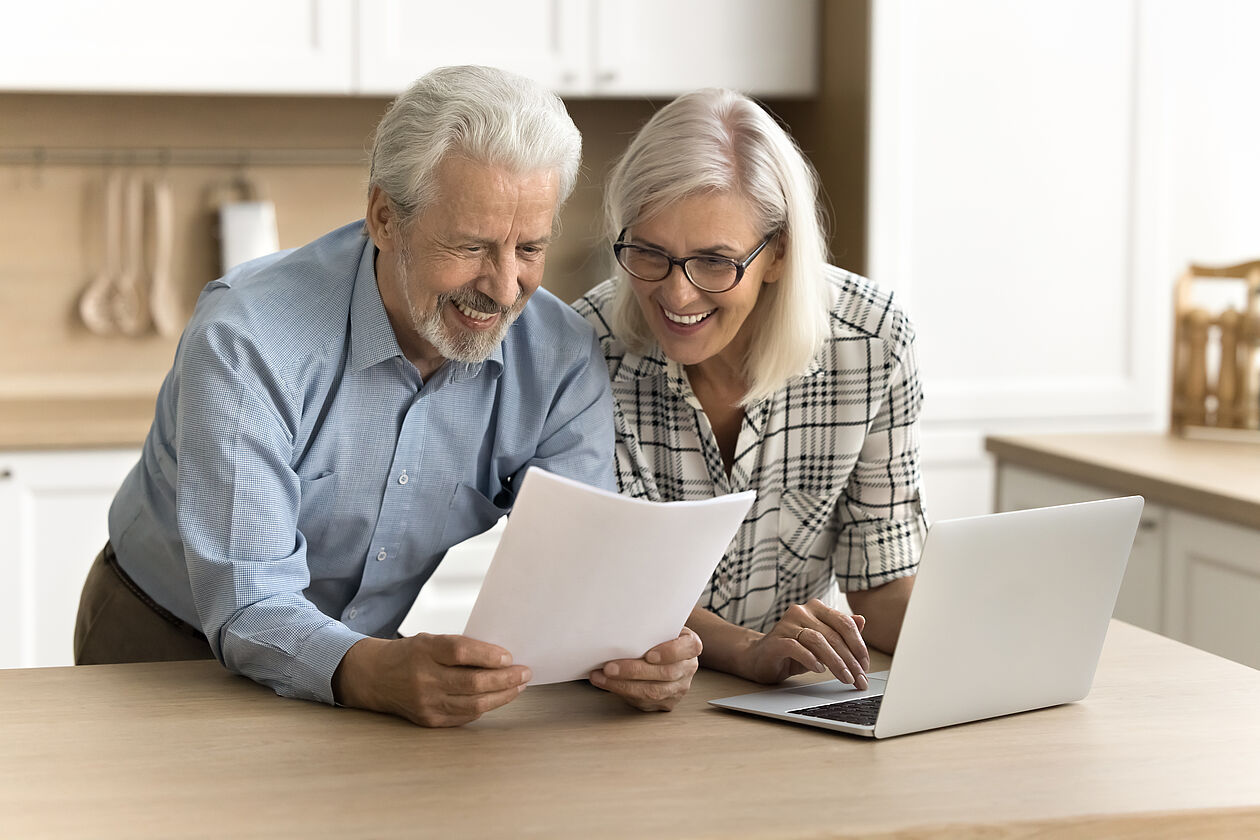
[479, 250, 520, 308]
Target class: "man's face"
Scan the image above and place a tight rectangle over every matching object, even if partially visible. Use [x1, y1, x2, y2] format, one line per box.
[372, 155, 560, 375]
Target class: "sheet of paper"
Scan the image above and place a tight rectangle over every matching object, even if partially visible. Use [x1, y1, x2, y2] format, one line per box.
[463, 467, 755, 685]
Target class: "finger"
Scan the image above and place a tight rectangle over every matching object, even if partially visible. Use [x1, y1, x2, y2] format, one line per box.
[426, 634, 515, 669]
[437, 680, 528, 720]
[589, 670, 690, 710]
[602, 654, 697, 683]
[817, 611, 870, 672]
[442, 664, 532, 696]
[798, 628, 868, 690]
[644, 628, 703, 665]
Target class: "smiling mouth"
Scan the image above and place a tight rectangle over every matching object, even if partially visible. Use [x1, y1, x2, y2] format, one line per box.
[454, 300, 499, 322]
[662, 306, 715, 326]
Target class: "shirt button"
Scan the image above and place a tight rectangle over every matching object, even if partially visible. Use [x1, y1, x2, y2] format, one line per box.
[376, 548, 387, 561]
[348, 607, 358, 620]
[398, 472, 409, 485]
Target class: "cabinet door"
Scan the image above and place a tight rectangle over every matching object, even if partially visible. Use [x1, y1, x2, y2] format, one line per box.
[995, 464, 1165, 634]
[590, 0, 819, 97]
[357, 0, 589, 95]
[0, 450, 139, 668]
[0, 1, 354, 94]
[1165, 510, 1260, 670]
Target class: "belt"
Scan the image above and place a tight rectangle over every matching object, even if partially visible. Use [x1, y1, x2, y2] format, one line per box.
[103, 542, 207, 641]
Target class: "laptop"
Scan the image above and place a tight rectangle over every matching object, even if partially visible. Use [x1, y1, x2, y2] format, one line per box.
[709, 496, 1144, 738]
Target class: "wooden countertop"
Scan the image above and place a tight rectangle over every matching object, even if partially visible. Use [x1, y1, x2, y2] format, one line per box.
[2, 622, 1259, 839]
[0, 395, 154, 450]
[986, 432, 1260, 529]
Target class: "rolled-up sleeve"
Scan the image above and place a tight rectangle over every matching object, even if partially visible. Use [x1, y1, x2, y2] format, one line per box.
[833, 322, 928, 590]
[175, 321, 364, 704]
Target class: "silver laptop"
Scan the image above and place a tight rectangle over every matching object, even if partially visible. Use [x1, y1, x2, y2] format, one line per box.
[709, 496, 1144, 738]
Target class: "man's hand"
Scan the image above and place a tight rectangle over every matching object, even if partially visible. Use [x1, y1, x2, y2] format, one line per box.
[744, 599, 870, 689]
[587, 628, 701, 712]
[333, 633, 531, 727]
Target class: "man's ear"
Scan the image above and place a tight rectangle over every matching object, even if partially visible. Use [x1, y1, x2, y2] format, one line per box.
[365, 185, 397, 253]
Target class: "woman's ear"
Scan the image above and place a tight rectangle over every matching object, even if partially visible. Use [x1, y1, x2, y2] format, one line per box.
[762, 232, 788, 285]
[365, 186, 397, 253]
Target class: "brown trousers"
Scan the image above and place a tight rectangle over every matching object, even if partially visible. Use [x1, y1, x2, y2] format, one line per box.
[74, 543, 215, 665]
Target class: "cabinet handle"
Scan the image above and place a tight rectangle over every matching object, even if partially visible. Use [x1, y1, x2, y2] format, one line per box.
[0, 468, 11, 480]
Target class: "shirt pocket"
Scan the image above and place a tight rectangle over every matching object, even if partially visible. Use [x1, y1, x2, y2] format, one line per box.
[296, 470, 338, 550]
[438, 483, 509, 551]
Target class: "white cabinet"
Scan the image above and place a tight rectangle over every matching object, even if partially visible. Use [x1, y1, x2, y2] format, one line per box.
[0, 0, 817, 97]
[358, 0, 818, 97]
[995, 463, 1260, 670]
[357, 0, 590, 95]
[0, 1, 355, 94]
[996, 465, 1166, 635]
[0, 449, 139, 668]
[1165, 511, 1260, 670]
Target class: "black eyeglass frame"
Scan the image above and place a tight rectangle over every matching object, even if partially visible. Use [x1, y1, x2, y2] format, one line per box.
[612, 228, 775, 293]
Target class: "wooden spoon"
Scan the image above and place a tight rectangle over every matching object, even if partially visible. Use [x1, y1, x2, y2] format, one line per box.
[78, 171, 122, 335]
[112, 171, 150, 336]
[147, 175, 180, 337]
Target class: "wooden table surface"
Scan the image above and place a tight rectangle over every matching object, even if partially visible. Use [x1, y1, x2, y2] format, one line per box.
[986, 432, 1260, 529]
[3, 622, 1259, 839]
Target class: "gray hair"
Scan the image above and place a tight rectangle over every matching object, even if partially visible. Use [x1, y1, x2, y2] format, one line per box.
[604, 89, 831, 405]
[369, 65, 582, 223]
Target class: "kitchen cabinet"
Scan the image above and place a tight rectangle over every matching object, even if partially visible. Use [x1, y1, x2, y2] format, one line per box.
[0, 447, 501, 667]
[0, 0, 817, 97]
[996, 464, 1166, 634]
[0, 449, 139, 668]
[0, 1, 355, 94]
[988, 433, 1260, 670]
[358, 0, 819, 97]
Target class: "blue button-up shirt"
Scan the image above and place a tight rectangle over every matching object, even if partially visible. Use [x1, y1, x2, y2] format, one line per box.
[109, 221, 615, 704]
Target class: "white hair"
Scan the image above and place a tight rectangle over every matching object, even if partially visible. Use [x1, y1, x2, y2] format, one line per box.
[369, 65, 582, 223]
[604, 89, 831, 406]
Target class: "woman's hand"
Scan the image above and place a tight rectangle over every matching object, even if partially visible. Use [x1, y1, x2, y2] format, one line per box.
[744, 599, 870, 688]
[588, 627, 702, 712]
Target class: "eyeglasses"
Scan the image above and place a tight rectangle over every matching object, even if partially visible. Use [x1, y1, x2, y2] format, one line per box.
[612, 228, 775, 293]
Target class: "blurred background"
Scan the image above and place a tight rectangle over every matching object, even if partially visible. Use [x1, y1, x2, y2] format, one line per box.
[2, 0, 1258, 670]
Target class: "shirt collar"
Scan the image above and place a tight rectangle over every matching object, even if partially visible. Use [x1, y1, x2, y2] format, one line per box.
[346, 239, 504, 382]
[348, 238, 404, 375]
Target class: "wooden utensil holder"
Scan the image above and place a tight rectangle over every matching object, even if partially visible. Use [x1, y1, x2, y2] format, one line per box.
[1170, 260, 1260, 440]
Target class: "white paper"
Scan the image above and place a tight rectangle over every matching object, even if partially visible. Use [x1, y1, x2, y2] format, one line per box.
[463, 468, 755, 685]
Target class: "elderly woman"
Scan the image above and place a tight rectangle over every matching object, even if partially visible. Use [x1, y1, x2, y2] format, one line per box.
[575, 89, 927, 694]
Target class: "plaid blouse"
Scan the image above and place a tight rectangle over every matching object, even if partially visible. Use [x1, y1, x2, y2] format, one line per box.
[573, 266, 928, 632]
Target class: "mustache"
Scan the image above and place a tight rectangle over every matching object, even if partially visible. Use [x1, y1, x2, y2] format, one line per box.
[443, 288, 520, 315]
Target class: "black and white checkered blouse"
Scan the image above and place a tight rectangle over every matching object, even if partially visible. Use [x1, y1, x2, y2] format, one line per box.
[573, 266, 928, 632]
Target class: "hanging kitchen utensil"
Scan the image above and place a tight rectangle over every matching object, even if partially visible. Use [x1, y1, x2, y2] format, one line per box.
[147, 173, 180, 337]
[112, 171, 150, 336]
[78, 170, 123, 335]
[214, 174, 278, 275]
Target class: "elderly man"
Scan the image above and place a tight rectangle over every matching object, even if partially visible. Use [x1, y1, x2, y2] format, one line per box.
[73, 66, 701, 726]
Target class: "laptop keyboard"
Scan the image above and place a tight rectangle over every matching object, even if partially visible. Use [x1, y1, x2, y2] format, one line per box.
[789, 694, 884, 726]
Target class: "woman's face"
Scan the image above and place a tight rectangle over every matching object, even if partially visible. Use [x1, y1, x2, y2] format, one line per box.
[624, 192, 781, 373]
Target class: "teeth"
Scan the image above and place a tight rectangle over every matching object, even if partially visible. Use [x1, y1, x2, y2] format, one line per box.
[663, 307, 714, 326]
[455, 301, 496, 322]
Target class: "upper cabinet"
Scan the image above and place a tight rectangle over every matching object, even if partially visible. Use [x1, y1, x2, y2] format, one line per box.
[0, 0, 356, 95]
[358, 0, 819, 97]
[0, 0, 817, 98]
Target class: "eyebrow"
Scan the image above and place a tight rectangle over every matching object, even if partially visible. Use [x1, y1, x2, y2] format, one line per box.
[631, 236, 739, 257]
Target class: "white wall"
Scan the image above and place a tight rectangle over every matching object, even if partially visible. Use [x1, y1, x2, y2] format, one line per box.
[868, 0, 1260, 521]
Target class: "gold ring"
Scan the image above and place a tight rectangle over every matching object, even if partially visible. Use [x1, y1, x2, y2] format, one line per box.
[794, 627, 808, 642]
